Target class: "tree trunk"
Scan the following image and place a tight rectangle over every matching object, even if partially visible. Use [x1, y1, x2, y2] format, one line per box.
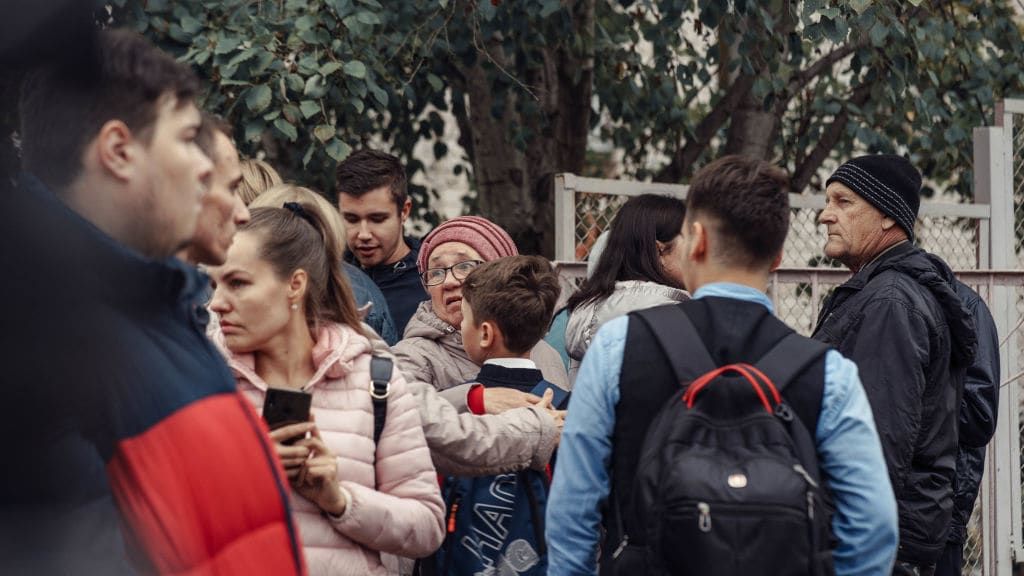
[460, 0, 594, 258]
[723, 94, 777, 159]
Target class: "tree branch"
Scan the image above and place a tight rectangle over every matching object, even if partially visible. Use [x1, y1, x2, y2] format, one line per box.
[789, 82, 873, 192]
[654, 72, 758, 183]
[773, 40, 865, 118]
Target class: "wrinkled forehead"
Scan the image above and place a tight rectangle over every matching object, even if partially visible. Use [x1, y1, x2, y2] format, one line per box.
[825, 181, 859, 199]
[428, 241, 482, 266]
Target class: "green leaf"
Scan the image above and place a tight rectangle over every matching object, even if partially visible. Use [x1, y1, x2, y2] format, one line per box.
[245, 85, 273, 112]
[869, 23, 888, 46]
[327, 0, 353, 16]
[342, 15, 370, 38]
[180, 15, 202, 34]
[300, 100, 321, 119]
[355, 11, 381, 26]
[368, 80, 388, 107]
[325, 138, 352, 162]
[285, 74, 305, 93]
[214, 36, 241, 55]
[349, 97, 365, 114]
[850, 0, 872, 14]
[343, 60, 367, 79]
[433, 141, 448, 160]
[227, 47, 258, 67]
[304, 75, 328, 98]
[243, 120, 265, 143]
[356, 0, 382, 8]
[320, 61, 343, 76]
[314, 124, 335, 142]
[427, 73, 444, 92]
[295, 15, 316, 31]
[944, 124, 967, 144]
[273, 118, 298, 141]
[540, 0, 560, 18]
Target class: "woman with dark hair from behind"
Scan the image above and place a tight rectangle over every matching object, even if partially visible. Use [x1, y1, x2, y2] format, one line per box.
[562, 193, 690, 382]
[207, 202, 444, 575]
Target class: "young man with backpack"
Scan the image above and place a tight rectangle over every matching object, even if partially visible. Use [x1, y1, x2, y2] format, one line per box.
[546, 155, 898, 576]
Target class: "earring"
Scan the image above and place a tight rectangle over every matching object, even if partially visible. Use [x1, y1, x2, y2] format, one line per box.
[290, 303, 298, 311]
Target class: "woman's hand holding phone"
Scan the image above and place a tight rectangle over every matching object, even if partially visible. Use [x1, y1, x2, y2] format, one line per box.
[291, 427, 347, 517]
[269, 422, 315, 469]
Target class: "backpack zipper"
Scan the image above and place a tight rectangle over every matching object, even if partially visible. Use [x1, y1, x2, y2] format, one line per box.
[793, 464, 818, 520]
[611, 535, 629, 559]
[697, 502, 712, 533]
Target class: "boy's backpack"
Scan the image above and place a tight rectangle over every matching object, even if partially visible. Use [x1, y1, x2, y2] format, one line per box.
[430, 379, 558, 576]
[615, 305, 833, 576]
[434, 470, 549, 576]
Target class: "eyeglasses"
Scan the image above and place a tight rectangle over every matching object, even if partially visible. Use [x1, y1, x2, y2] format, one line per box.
[421, 260, 483, 286]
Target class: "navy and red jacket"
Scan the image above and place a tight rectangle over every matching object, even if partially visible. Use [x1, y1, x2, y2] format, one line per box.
[1, 174, 305, 575]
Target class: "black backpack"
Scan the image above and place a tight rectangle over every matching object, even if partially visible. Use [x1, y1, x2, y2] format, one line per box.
[614, 306, 833, 576]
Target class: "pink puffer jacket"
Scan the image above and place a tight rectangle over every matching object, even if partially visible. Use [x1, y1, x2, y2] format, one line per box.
[215, 322, 445, 575]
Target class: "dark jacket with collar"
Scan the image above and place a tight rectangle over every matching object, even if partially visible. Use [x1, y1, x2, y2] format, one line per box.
[813, 241, 977, 565]
[947, 281, 999, 544]
[1, 174, 305, 575]
[346, 236, 427, 337]
[342, 261, 399, 345]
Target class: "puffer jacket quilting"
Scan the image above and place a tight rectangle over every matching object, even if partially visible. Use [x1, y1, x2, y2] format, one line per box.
[564, 281, 689, 383]
[213, 322, 446, 576]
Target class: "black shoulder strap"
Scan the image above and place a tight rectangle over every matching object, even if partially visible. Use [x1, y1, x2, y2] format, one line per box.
[369, 356, 393, 446]
[632, 305, 715, 381]
[754, 333, 830, 482]
[754, 333, 829, 394]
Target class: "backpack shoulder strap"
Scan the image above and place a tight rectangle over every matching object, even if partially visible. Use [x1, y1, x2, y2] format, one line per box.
[753, 333, 830, 481]
[754, 333, 829, 394]
[631, 305, 716, 382]
[369, 355, 393, 446]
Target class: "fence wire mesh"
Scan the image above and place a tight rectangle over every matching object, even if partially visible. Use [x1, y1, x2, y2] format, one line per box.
[568, 188, 985, 339]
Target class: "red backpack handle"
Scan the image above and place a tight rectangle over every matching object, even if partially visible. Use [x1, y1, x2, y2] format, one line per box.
[683, 363, 781, 413]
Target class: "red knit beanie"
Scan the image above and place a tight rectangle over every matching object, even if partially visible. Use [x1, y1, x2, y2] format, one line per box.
[417, 216, 519, 273]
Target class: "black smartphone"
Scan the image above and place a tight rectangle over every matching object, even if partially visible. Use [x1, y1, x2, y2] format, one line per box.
[531, 381, 570, 410]
[262, 388, 312, 444]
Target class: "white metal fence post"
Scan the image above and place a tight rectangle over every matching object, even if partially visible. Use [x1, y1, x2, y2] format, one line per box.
[976, 124, 1014, 576]
[554, 174, 577, 262]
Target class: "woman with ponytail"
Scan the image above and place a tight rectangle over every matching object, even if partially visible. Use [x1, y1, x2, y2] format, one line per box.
[207, 201, 444, 575]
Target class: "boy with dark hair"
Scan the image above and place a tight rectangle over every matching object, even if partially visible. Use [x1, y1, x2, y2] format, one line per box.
[337, 148, 427, 334]
[431, 255, 567, 575]
[547, 155, 897, 576]
[8, 29, 304, 574]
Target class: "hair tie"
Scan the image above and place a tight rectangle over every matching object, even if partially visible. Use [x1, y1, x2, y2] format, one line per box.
[283, 202, 316, 227]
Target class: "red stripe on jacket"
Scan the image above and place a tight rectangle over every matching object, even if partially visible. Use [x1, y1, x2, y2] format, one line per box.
[107, 392, 306, 575]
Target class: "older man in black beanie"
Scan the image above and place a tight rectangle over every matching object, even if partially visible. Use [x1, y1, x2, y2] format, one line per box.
[812, 154, 977, 576]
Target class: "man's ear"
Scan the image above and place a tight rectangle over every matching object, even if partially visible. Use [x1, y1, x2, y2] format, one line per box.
[94, 119, 139, 183]
[768, 251, 783, 273]
[400, 197, 412, 222]
[881, 215, 897, 231]
[479, 320, 497, 350]
[688, 221, 708, 262]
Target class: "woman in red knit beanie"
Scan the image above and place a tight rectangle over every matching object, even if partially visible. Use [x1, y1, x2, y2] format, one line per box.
[393, 216, 570, 404]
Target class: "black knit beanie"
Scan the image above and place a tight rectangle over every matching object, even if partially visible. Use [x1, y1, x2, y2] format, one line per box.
[825, 154, 921, 240]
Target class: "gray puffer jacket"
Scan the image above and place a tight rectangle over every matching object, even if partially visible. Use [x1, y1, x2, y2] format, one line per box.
[394, 301, 570, 395]
[565, 281, 690, 381]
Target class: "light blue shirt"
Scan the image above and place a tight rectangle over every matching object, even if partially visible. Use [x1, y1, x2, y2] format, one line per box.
[546, 282, 898, 576]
